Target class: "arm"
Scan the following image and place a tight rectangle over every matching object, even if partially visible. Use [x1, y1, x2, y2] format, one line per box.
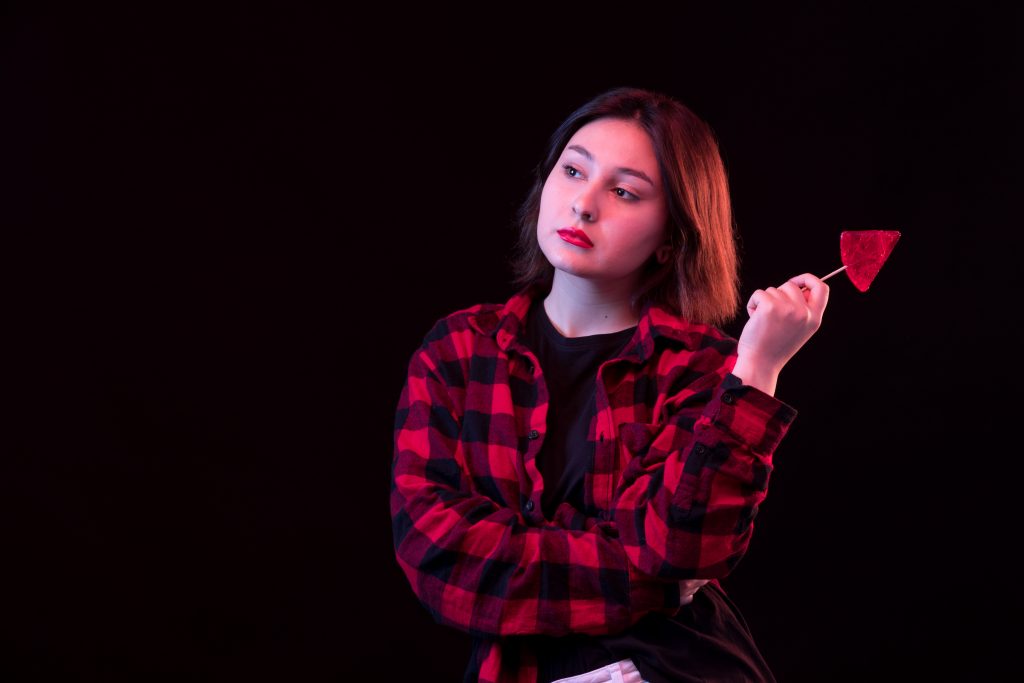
[611, 372, 794, 579]
[612, 273, 828, 579]
[733, 272, 831, 396]
[546, 500, 708, 606]
[390, 342, 682, 639]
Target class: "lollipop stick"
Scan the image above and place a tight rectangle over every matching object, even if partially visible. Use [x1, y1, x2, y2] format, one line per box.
[799, 265, 847, 292]
[819, 265, 847, 282]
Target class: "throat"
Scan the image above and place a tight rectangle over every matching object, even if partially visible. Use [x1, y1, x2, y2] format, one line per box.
[542, 297, 638, 338]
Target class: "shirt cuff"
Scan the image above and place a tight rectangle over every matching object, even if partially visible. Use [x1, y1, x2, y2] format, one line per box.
[707, 373, 798, 455]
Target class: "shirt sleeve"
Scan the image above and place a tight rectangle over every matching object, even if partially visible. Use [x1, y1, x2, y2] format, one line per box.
[390, 342, 682, 639]
[611, 371, 798, 580]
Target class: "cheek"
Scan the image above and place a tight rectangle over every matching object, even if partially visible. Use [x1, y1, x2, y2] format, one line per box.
[538, 181, 558, 218]
[645, 207, 670, 244]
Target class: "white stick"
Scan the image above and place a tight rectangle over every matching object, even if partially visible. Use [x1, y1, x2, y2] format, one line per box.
[819, 265, 848, 282]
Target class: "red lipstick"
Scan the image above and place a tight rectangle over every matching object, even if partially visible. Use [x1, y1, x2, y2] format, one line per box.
[557, 227, 594, 248]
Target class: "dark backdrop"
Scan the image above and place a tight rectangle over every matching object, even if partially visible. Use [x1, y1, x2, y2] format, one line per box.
[5, 4, 1021, 681]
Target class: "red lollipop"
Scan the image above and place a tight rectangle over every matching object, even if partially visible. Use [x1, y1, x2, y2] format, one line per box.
[820, 230, 901, 291]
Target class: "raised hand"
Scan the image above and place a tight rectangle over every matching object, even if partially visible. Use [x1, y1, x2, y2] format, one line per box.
[731, 273, 829, 395]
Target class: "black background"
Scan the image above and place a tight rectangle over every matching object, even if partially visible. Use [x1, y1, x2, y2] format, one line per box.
[5, 4, 1022, 681]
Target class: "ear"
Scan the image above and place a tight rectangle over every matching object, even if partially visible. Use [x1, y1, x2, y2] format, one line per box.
[655, 243, 673, 265]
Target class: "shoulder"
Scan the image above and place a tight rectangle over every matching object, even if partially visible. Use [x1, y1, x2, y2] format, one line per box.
[637, 308, 739, 386]
[420, 300, 505, 348]
[647, 306, 738, 357]
[409, 301, 507, 381]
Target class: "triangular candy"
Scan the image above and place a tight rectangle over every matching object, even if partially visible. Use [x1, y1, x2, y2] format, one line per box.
[840, 230, 901, 292]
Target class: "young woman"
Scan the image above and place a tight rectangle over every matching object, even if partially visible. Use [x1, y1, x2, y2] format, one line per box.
[391, 87, 829, 683]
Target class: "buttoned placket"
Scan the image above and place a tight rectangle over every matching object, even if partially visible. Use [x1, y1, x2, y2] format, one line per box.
[512, 345, 546, 523]
[592, 357, 622, 516]
[513, 343, 629, 522]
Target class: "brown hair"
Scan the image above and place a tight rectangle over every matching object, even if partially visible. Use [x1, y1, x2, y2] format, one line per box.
[509, 86, 740, 327]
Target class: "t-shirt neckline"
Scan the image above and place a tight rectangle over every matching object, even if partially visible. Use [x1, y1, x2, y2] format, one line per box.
[533, 299, 637, 349]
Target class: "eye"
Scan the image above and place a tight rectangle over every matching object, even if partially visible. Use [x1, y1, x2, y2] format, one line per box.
[563, 164, 638, 201]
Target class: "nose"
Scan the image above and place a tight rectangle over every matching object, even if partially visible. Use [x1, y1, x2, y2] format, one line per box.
[572, 187, 599, 223]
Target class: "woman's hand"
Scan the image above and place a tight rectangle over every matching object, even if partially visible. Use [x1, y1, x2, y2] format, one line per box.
[679, 579, 711, 605]
[732, 273, 829, 395]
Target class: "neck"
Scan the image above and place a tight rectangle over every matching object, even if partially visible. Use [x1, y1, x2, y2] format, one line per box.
[542, 270, 641, 338]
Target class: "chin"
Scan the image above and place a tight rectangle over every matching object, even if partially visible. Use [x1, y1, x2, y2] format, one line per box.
[541, 248, 591, 277]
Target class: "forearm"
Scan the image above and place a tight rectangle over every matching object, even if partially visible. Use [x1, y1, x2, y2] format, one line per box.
[391, 472, 681, 637]
[612, 374, 796, 579]
[392, 345, 681, 638]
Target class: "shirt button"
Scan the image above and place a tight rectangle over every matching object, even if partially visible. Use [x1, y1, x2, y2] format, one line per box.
[722, 393, 735, 405]
[694, 443, 707, 455]
[528, 429, 540, 439]
[524, 500, 534, 512]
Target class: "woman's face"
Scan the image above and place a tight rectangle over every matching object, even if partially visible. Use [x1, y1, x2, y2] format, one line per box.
[537, 117, 669, 285]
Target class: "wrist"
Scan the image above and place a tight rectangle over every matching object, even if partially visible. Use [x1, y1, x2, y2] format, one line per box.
[730, 356, 780, 396]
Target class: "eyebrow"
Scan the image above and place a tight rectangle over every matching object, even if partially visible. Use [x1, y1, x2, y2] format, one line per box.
[566, 144, 656, 187]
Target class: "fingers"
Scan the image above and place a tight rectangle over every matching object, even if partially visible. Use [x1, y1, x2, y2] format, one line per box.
[750, 274, 829, 315]
[747, 284, 799, 313]
[787, 272, 829, 314]
[746, 286, 774, 312]
[679, 578, 711, 606]
[776, 281, 806, 305]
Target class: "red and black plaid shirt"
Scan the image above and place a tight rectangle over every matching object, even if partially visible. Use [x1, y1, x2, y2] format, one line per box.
[391, 282, 797, 683]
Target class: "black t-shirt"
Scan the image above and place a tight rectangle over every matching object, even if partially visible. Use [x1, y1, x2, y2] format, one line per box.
[521, 297, 636, 520]
[521, 298, 777, 683]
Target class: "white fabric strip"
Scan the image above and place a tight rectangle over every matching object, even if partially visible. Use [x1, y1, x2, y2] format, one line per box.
[550, 657, 648, 683]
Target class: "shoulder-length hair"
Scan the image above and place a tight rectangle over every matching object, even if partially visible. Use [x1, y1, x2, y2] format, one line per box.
[509, 86, 740, 327]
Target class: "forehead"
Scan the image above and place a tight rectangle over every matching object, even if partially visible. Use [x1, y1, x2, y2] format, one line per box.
[563, 118, 659, 173]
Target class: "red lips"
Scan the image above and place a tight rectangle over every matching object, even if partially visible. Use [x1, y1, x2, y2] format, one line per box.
[557, 227, 594, 248]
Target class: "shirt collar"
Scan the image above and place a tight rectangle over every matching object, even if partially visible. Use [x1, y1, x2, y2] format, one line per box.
[466, 281, 702, 362]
